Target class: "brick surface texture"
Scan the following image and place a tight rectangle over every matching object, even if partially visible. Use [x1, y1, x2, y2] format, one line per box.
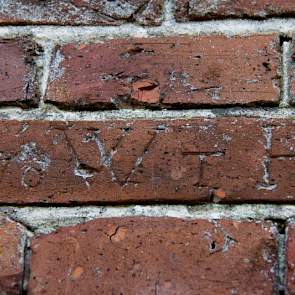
[289, 37, 295, 104]
[0, 39, 40, 107]
[0, 1, 164, 26]
[1, 0, 295, 294]
[46, 35, 281, 109]
[1, 118, 295, 204]
[175, 0, 295, 21]
[0, 215, 27, 295]
[285, 223, 295, 295]
[28, 217, 278, 294]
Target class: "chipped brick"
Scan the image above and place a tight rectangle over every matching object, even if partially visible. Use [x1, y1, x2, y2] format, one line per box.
[286, 223, 295, 294]
[289, 37, 295, 104]
[0, 215, 27, 295]
[28, 217, 278, 294]
[175, 0, 295, 21]
[45, 35, 281, 110]
[0, 38, 40, 107]
[0, 0, 164, 26]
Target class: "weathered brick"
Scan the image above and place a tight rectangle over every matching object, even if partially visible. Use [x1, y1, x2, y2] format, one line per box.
[287, 223, 295, 294]
[0, 39, 40, 107]
[0, 215, 27, 295]
[289, 39, 295, 104]
[1, 118, 295, 204]
[175, 0, 295, 21]
[28, 217, 278, 294]
[0, 0, 164, 26]
[45, 35, 281, 109]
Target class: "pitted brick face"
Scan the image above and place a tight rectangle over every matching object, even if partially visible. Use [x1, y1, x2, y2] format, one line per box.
[0, 118, 295, 204]
[1, 0, 295, 293]
[0, 0, 164, 26]
[0, 215, 27, 295]
[0, 39, 40, 107]
[289, 38, 295, 105]
[175, 0, 295, 21]
[45, 35, 281, 110]
[286, 224, 295, 294]
[28, 217, 278, 295]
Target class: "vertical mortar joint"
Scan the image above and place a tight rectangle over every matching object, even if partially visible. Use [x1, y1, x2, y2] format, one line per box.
[37, 40, 55, 109]
[163, 0, 175, 26]
[21, 237, 31, 295]
[268, 219, 287, 294]
[280, 35, 292, 108]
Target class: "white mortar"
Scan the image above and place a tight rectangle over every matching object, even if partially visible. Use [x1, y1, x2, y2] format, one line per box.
[1, 204, 295, 234]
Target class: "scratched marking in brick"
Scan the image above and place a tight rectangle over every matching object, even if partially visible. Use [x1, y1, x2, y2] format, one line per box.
[256, 126, 277, 191]
[45, 35, 281, 109]
[1, 119, 295, 204]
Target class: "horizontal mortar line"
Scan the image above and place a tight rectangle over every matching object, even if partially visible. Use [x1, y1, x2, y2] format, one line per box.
[1, 107, 295, 121]
[1, 19, 295, 42]
[2, 204, 295, 234]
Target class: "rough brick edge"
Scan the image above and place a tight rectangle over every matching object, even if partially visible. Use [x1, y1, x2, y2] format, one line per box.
[286, 220, 295, 294]
[0, 213, 31, 295]
[44, 34, 283, 111]
[0, 37, 43, 109]
[288, 34, 295, 105]
[174, 0, 295, 22]
[4, 117, 295, 205]
[20, 38, 43, 108]
[0, 0, 164, 27]
[20, 216, 284, 294]
[2, 205, 293, 293]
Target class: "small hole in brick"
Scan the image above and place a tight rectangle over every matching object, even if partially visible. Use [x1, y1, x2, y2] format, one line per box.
[279, 35, 292, 46]
[267, 219, 286, 234]
[262, 62, 271, 71]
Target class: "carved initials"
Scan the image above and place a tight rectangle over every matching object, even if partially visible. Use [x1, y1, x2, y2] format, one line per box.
[68, 128, 158, 187]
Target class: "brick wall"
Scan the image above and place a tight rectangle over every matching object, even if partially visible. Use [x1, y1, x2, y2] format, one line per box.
[1, 1, 295, 294]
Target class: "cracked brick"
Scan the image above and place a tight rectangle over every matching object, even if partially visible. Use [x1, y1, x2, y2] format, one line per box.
[0, 0, 164, 26]
[0, 38, 41, 108]
[28, 217, 278, 294]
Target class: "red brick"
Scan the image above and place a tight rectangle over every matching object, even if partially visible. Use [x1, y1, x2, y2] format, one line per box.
[0, 39, 40, 107]
[0, 0, 164, 26]
[175, 0, 295, 21]
[287, 224, 295, 294]
[28, 217, 278, 294]
[45, 35, 281, 109]
[1, 118, 295, 204]
[0, 215, 27, 295]
[289, 39, 295, 104]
